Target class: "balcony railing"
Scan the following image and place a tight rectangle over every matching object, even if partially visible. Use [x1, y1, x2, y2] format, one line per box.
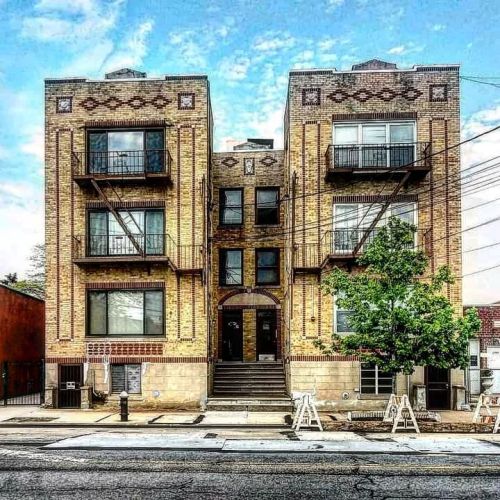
[325, 142, 431, 172]
[72, 149, 172, 179]
[73, 233, 203, 271]
[322, 227, 431, 257]
[292, 227, 432, 269]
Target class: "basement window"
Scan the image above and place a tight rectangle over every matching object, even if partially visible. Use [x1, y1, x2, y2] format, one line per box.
[360, 364, 393, 396]
[111, 364, 141, 394]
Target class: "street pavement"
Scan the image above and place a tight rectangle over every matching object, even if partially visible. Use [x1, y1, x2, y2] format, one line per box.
[0, 428, 499, 498]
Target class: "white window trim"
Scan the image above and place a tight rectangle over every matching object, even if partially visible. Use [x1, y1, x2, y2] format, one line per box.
[360, 364, 394, 397]
[333, 121, 417, 145]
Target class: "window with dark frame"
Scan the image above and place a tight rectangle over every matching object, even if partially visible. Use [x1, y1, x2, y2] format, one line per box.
[219, 249, 243, 286]
[87, 129, 165, 174]
[256, 249, 280, 285]
[87, 289, 164, 336]
[256, 188, 279, 225]
[111, 364, 141, 394]
[88, 209, 164, 257]
[219, 189, 243, 225]
[360, 363, 394, 395]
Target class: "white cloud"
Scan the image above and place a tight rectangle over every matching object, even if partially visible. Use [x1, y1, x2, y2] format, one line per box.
[22, 0, 124, 44]
[103, 20, 154, 73]
[430, 23, 446, 32]
[387, 42, 424, 56]
[326, 0, 344, 13]
[0, 181, 44, 279]
[461, 104, 500, 304]
[253, 31, 296, 53]
[218, 54, 251, 82]
[20, 127, 44, 162]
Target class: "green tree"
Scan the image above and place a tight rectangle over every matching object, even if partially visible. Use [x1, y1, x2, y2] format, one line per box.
[0, 244, 45, 300]
[316, 217, 480, 378]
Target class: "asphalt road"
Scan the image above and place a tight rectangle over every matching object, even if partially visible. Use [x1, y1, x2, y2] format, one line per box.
[0, 428, 499, 499]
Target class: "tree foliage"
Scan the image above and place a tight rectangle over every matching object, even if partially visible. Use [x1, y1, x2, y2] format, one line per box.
[1, 244, 45, 300]
[316, 217, 480, 375]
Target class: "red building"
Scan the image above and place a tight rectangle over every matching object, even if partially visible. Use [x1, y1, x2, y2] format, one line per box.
[0, 285, 45, 402]
[464, 303, 500, 396]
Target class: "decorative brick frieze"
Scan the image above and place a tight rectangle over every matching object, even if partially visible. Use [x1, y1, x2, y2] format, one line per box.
[85, 282, 165, 290]
[84, 119, 169, 128]
[332, 111, 417, 122]
[221, 157, 239, 168]
[288, 355, 359, 361]
[86, 342, 164, 356]
[46, 356, 208, 363]
[332, 194, 418, 203]
[86, 200, 166, 209]
[259, 155, 278, 167]
[327, 86, 423, 103]
[79, 94, 172, 111]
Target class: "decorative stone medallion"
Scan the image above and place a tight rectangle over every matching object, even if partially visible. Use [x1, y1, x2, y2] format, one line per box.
[429, 84, 448, 102]
[243, 158, 255, 175]
[178, 92, 195, 110]
[302, 88, 321, 106]
[56, 96, 72, 113]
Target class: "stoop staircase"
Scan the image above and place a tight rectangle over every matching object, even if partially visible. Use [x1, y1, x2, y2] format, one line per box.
[207, 362, 292, 412]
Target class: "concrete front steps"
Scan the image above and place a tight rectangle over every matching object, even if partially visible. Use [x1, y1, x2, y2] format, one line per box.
[209, 362, 292, 412]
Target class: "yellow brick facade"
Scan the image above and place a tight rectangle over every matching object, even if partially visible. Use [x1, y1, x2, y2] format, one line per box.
[45, 61, 464, 410]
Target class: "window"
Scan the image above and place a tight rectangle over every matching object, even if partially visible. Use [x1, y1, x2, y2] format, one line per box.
[88, 209, 164, 256]
[334, 294, 354, 334]
[333, 122, 415, 168]
[220, 249, 243, 286]
[87, 289, 164, 336]
[220, 189, 243, 226]
[360, 364, 394, 395]
[256, 249, 280, 285]
[256, 188, 279, 225]
[111, 364, 141, 394]
[88, 129, 164, 174]
[332, 202, 416, 253]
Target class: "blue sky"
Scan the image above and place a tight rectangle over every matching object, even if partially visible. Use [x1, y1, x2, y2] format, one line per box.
[1, 0, 500, 302]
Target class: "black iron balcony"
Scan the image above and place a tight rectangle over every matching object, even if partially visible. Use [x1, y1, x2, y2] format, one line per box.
[72, 149, 173, 185]
[321, 227, 432, 262]
[73, 233, 203, 273]
[325, 142, 431, 181]
[292, 227, 432, 271]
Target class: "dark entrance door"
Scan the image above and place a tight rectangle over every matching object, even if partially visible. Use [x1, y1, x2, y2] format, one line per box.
[257, 310, 277, 360]
[58, 364, 82, 408]
[221, 310, 243, 361]
[426, 366, 450, 410]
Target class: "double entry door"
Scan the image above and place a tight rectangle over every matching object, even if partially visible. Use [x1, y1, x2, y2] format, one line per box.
[221, 309, 277, 362]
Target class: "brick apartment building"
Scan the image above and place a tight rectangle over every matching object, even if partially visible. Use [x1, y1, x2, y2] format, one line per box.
[464, 303, 500, 397]
[45, 59, 464, 410]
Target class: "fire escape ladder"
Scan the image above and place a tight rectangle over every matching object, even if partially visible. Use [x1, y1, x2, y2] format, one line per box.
[90, 179, 145, 257]
[353, 172, 411, 256]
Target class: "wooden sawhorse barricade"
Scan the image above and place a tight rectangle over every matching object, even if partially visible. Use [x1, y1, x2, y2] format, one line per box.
[292, 392, 323, 431]
[384, 394, 420, 433]
[472, 394, 500, 433]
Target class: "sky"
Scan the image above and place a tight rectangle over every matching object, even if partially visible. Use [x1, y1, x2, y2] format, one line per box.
[0, 0, 500, 303]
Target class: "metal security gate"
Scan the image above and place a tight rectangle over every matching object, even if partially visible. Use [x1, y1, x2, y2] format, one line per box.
[1, 360, 44, 405]
[58, 364, 82, 408]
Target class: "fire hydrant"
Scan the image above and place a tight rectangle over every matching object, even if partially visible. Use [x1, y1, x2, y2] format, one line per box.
[119, 391, 129, 422]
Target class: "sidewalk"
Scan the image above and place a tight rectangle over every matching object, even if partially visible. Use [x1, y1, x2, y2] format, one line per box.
[43, 430, 500, 454]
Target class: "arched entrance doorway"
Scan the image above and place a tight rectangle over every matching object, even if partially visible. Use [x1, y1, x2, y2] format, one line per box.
[217, 289, 281, 362]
